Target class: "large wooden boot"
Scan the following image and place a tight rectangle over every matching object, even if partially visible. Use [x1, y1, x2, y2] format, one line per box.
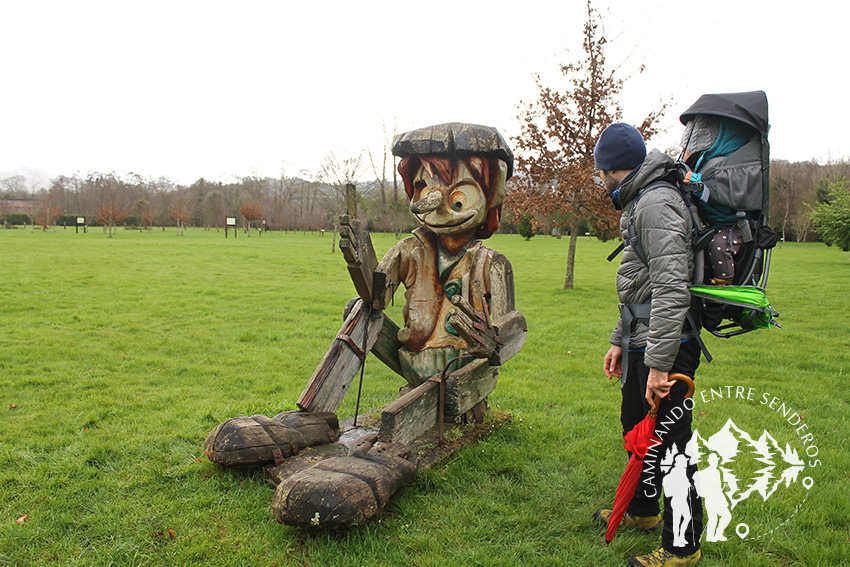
[204, 411, 339, 467]
[271, 434, 417, 528]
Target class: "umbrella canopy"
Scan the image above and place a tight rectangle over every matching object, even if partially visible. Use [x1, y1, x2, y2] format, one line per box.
[606, 373, 695, 544]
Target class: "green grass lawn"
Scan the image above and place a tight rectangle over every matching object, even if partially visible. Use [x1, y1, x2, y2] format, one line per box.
[1, 227, 848, 566]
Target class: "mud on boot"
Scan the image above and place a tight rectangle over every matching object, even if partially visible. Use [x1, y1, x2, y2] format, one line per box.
[271, 435, 417, 528]
[204, 411, 339, 467]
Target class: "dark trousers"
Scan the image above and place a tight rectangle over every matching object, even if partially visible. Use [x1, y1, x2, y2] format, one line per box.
[620, 339, 703, 556]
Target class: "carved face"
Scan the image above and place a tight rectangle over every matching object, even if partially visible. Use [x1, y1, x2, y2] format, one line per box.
[409, 162, 487, 236]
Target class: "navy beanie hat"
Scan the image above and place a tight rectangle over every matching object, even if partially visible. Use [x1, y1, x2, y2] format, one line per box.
[593, 123, 646, 171]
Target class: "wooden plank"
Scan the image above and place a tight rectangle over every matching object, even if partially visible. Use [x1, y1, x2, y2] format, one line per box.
[444, 358, 498, 416]
[378, 358, 499, 445]
[297, 300, 383, 413]
[378, 380, 439, 445]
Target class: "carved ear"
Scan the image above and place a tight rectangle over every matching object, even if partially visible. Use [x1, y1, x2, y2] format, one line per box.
[488, 159, 508, 209]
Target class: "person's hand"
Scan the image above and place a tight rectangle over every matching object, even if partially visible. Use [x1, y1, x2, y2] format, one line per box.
[646, 368, 675, 406]
[604, 345, 622, 380]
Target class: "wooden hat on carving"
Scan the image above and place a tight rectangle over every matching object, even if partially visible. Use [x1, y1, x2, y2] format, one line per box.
[391, 122, 514, 180]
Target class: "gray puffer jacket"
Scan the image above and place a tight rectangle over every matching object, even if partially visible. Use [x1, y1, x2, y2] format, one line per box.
[610, 149, 695, 372]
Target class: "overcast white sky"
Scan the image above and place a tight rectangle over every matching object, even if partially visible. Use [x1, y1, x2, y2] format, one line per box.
[1, 0, 846, 187]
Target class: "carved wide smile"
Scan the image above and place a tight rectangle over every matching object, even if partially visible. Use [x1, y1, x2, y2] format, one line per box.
[416, 212, 475, 228]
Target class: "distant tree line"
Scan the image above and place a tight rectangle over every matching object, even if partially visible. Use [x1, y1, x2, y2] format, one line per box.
[769, 159, 850, 243]
[2, 157, 848, 246]
[0, 157, 418, 237]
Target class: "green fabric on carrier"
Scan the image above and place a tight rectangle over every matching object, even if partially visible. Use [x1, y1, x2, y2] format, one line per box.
[689, 285, 779, 330]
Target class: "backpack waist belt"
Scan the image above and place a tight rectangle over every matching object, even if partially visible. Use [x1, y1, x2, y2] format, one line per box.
[617, 302, 711, 388]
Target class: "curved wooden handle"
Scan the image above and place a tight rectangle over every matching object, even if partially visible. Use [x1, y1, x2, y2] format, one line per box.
[649, 372, 695, 415]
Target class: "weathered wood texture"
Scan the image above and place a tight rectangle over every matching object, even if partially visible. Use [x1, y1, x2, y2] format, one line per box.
[444, 358, 498, 416]
[488, 254, 516, 317]
[338, 215, 378, 303]
[271, 442, 417, 528]
[378, 358, 497, 445]
[379, 380, 438, 446]
[204, 411, 338, 467]
[391, 122, 514, 178]
[297, 299, 383, 413]
[371, 314, 403, 377]
[266, 419, 381, 486]
[490, 310, 527, 365]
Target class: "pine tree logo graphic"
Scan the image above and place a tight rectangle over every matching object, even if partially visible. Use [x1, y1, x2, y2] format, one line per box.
[687, 419, 807, 541]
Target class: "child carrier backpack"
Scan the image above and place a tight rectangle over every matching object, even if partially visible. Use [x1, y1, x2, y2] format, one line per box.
[678, 90, 780, 338]
[609, 91, 780, 351]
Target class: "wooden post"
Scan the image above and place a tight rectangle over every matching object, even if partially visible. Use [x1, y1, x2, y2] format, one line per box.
[345, 183, 357, 219]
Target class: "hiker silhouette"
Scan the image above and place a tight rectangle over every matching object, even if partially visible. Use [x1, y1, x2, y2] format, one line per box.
[663, 453, 697, 548]
[700, 452, 732, 541]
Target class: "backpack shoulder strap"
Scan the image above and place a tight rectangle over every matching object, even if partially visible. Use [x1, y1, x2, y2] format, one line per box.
[625, 180, 681, 267]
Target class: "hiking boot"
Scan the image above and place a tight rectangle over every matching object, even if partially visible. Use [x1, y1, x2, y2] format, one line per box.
[593, 509, 662, 531]
[628, 546, 701, 566]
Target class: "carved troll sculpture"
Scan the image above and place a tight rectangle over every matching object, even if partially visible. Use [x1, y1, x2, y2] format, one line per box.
[205, 123, 526, 528]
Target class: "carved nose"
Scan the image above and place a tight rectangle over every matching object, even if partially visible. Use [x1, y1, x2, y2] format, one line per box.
[409, 190, 443, 214]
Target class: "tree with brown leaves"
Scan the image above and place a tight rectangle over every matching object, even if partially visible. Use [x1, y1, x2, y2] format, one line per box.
[508, 0, 666, 289]
[240, 201, 263, 235]
[170, 196, 191, 236]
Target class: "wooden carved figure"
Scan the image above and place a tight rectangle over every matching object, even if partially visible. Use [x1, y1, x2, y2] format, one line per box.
[205, 123, 526, 528]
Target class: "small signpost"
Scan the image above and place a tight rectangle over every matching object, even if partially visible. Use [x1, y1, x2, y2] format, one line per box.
[225, 217, 236, 239]
[76, 217, 86, 234]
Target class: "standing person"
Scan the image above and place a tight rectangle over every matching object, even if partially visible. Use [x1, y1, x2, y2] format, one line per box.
[592, 123, 704, 566]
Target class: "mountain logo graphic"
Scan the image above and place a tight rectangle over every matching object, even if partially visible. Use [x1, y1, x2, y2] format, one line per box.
[686, 418, 811, 541]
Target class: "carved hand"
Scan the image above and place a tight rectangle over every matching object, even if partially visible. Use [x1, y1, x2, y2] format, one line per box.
[338, 214, 379, 302]
[447, 295, 502, 363]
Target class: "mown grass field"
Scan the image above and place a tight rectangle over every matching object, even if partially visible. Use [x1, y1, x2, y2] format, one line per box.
[1, 227, 848, 566]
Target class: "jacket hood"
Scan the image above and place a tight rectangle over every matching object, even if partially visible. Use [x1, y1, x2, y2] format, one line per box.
[617, 149, 675, 208]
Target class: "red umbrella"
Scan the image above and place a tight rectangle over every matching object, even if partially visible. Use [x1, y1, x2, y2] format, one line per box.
[605, 373, 695, 544]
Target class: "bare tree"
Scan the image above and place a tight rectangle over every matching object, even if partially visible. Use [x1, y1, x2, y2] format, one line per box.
[34, 190, 64, 230]
[319, 151, 365, 213]
[2, 175, 28, 197]
[318, 151, 365, 250]
[368, 120, 399, 215]
[141, 198, 158, 231]
[201, 191, 226, 230]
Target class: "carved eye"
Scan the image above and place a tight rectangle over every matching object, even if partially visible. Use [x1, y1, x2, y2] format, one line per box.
[449, 191, 466, 211]
[414, 179, 427, 191]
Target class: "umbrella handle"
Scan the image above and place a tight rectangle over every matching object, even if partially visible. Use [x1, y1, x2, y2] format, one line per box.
[650, 373, 695, 414]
